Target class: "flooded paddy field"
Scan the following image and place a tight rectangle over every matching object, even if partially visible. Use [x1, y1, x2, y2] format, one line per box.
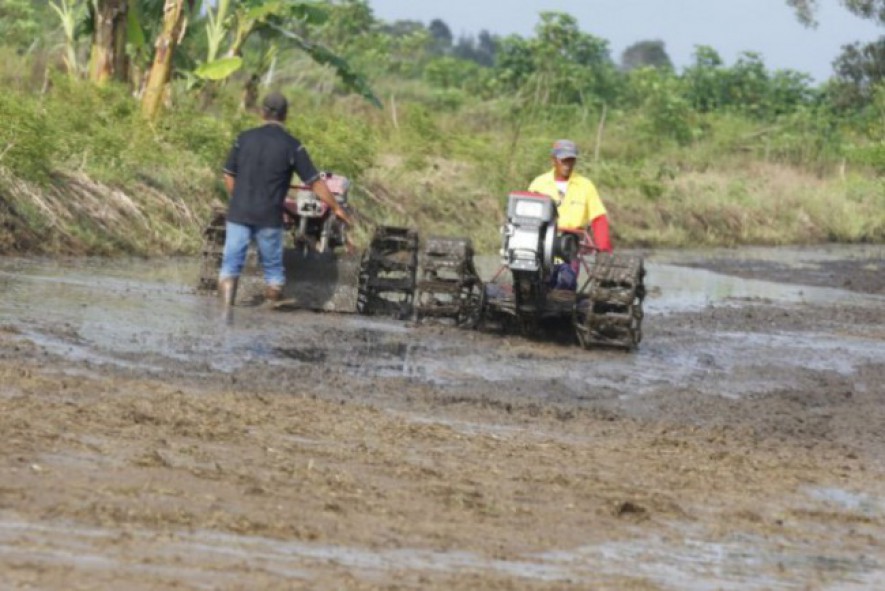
[0, 245, 883, 590]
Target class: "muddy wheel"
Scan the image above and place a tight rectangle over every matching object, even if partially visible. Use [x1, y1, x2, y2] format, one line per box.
[512, 271, 543, 338]
[574, 253, 646, 350]
[456, 279, 485, 329]
[356, 227, 419, 319]
[415, 237, 483, 328]
[356, 254, 376, 315]
[517, 315, 539, 338]
[197, 208, 227, 293]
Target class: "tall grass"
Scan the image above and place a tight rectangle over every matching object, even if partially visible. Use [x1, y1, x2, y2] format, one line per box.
[0, 50, 882, 257]
[0, 68, 228, 254]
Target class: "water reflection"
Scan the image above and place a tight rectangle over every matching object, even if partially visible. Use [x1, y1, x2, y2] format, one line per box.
[0, 248, 882, 395]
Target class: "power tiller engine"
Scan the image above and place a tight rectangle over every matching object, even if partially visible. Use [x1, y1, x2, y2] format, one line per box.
[497, 192, 582, 319]
[500, 191, 582, 276]
[486, 191, 646, 349]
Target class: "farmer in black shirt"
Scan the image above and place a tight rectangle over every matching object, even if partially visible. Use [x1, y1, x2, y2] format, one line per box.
[219, 91, 353, 305]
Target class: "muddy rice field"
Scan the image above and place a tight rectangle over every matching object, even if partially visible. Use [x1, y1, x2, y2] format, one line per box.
[0, 245, 883, 590]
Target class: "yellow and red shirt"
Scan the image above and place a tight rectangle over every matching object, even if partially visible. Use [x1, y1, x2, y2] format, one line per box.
[528, 170, 606, 230]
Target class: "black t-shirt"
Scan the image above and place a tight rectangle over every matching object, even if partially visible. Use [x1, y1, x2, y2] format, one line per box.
[223, 123, 320, 228]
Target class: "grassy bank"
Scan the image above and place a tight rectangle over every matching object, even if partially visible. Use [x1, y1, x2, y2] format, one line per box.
[0, 55, 882, 256]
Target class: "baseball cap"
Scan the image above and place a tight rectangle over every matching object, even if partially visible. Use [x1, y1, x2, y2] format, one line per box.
[262, 91, 288, 117]
[551, 139, 578, 160]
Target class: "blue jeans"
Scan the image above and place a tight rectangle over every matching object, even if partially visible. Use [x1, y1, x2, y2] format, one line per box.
[219, 222, 285, 287]
[549, 260, 580, 291]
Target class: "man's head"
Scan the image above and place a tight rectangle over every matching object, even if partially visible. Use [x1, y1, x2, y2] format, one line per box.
[550, 139, 578, 180]
[262, 91, 288, 122]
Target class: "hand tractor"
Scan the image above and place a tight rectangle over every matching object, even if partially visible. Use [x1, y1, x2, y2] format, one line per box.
[198, 172, 353, 294]
[198, 186, 646, 350]
[412, 191, 646, 349]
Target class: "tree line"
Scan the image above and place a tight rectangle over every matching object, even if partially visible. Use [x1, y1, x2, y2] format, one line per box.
[0, 0, 883, 138]
[1, 0, 883, 252]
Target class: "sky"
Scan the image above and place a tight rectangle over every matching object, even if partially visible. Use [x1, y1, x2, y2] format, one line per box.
[367, 0, 882, 83]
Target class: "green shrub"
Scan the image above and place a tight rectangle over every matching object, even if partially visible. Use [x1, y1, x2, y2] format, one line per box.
[0, 91, 54, 182]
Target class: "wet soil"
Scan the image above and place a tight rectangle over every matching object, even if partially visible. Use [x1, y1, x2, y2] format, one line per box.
[657, 244, 885, 295]
[0, 246, 883, 590]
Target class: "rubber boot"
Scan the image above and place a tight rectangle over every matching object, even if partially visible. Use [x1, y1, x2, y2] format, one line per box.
[264, 284, 283, 305]
[218, 277, 238, 307]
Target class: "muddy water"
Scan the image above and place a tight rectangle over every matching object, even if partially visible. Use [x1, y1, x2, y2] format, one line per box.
[1, 246, 884, 590]
[1, 248, 882, 396]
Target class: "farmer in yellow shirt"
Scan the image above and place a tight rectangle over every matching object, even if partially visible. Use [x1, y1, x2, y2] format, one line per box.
[528, 139, 612, 289]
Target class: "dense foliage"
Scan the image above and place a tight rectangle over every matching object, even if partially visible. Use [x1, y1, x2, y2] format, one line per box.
[0, 0, 883, 254]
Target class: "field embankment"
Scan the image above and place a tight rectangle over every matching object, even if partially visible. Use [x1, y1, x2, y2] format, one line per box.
[1, 62, 882, 256]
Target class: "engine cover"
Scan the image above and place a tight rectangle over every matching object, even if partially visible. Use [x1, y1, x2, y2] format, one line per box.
[501, 192, 557, 274]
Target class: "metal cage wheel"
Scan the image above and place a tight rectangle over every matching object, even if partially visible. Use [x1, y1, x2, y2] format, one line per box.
[456, 280, 485, 329]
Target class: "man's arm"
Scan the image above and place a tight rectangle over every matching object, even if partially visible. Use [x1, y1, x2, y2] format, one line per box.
[222, 136, 239, 197]
[311, 178, 354, 227]
[590, 214, 612, 252]
[291, 142, 354, 227]
[581, 179, 611, 251]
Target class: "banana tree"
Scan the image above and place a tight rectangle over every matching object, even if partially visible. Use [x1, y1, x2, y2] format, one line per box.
[122, 0, 155, 89]
[48, 0, 159, 86]
[88, 0, 129, 83]
[49, 0, 87, 78]
[193, 0, 381, 109]
[140, 0, 195, 119]
[267, 21, 382, 108]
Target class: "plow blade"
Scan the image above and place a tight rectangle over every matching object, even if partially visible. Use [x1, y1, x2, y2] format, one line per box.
[277, 252, 362, 312]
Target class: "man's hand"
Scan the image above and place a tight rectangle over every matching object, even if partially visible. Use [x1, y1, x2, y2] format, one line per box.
[334, 205, 354, 227]
[311, 178, 354, 227]
[223, 172, 235, 195]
